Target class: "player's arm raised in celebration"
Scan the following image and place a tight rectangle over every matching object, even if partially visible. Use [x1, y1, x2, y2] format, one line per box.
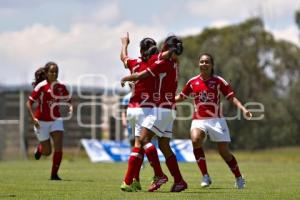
[120, 32, 130, 67]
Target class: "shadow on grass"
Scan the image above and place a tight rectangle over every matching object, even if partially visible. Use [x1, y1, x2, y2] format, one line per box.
[0, 194, 16, 198]
[49, 179, 95, 182]
[136, 186, 233, 194]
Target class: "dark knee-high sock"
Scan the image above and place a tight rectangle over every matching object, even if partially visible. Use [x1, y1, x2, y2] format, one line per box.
[193, 147, 208, 176]
[144, 143, 164, 177]
[51, 151, 62, 176]
[226, 155, 242, 178]
[166, 154, 183, 183]
[134, 148, 144, 181]
[124, 147, 139, 185]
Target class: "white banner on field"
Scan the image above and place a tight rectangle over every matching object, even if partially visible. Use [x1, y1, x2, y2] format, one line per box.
[81, 139, 195, 163]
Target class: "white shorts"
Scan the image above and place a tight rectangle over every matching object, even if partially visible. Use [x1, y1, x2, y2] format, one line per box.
[34, 118, 64, 142]
[190, 118, 231, 142]
[142, 107, 176, 138]
[126, 107, 152, 137]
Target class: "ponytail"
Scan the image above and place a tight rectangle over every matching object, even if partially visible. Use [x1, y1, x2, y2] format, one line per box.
[32, 67, 46, 87]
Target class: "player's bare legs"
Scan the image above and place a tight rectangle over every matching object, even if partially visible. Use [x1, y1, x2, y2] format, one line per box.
[158, 137, 173, 157]
[50, 131, 63, 180]
[217, 142, 232, 161]
[34, 139, 52, 160]
[191, 128, 211, 187]
[217, 142, 245, 188]
[40, 140, 52, 156]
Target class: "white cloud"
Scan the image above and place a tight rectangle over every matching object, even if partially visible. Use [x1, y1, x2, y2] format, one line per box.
[185, 0, 300, 28]
[210, 20, 231, 28]
[184, 0, 300, 46]
[0, 20, 166, 87]
[270, 25, 299, 46]
[177, 27, 203, 37]
[0, 0, 299, 87]
[185, 0, 259, 20]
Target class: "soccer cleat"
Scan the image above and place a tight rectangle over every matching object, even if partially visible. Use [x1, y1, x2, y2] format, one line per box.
[120, 181, 137, 192]
[235, 176, 245, 189]
[148, 174, 168, 192]
[34, 145, 42, 160]
[132, 179, 142, 190]
[50, 174, 62, 181]
[201, 174, 212, 188]
[170, 179, 188, 192]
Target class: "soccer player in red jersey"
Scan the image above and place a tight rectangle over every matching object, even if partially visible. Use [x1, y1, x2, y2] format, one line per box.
[120, 33, 160, 192]
[121, 35, 188, 192]
[26, 62, 72, 180]
[176, 53, 252, 189]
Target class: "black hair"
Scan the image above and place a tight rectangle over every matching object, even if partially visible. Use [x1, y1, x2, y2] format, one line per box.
[139, 38, 158, 61]
[164, 35, 183, 55]
[200, 53, 214, 66]
[32, 67, 46, 87]
[44, 61, 58, 74]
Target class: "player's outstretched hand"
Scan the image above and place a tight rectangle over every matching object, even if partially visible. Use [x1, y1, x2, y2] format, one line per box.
[244, 110, 252, 120]
[33, 118, 40, 129]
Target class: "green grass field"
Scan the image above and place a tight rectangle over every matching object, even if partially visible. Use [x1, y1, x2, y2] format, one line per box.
[0, 148, 300, 200]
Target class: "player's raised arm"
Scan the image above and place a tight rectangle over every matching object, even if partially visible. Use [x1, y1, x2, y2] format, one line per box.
[120, 32, 130, 67]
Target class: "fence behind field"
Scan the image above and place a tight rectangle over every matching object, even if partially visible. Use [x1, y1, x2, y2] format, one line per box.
[0, 85, 125, 160]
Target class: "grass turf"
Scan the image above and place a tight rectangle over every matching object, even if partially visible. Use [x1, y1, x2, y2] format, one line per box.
[0, 148, 299, 200]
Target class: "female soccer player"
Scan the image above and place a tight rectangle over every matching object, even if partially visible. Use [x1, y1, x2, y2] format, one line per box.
[175, 53, 252, 189]
[121, 35, 187, 192]
[120, 33, 160, 192]
[26, 62, 72, 180]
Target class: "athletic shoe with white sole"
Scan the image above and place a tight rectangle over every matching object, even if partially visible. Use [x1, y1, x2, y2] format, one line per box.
[201, 174, 212, 188]
[235, 176, 245, 189]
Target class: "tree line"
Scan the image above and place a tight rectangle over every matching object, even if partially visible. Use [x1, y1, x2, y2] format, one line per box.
[173, 14, 300, 150]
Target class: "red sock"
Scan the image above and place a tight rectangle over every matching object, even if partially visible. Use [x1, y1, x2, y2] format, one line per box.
[144, 143, 164, 177]
[193, 147, 208, 176]
[124, 147, 139, 185]
[166, 154, 183, 183]
[134, 148, 144, 181]
[38, 143, 43, 154]
[51, 151, 62, 176]
[226, 155, 242, 178]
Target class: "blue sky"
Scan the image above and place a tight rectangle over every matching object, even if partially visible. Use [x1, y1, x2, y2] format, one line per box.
[0, 0, 299, 88]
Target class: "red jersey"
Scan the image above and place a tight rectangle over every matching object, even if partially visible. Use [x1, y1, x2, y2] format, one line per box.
[180, 75, 235, 119]
[146, 57, 179, 109]
[126, 54, 158, 108]
[28, 80, 71, 121]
